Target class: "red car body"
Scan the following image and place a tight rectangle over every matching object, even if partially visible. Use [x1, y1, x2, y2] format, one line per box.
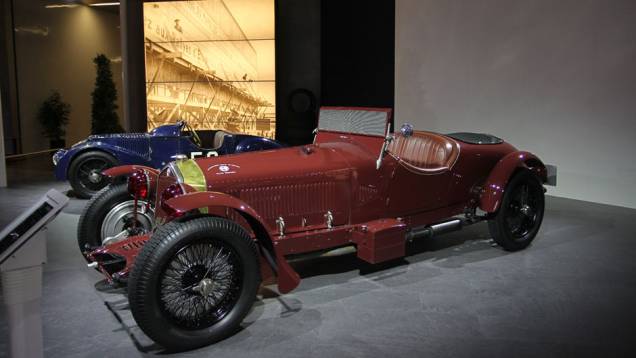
[89, 107, 550, 294]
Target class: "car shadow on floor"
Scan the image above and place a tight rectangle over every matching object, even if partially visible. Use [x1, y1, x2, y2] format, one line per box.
[275, 221, 505, 295]
[99, 284, 319, 355]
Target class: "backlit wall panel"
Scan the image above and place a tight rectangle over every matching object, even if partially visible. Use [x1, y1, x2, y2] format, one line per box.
[143, 0, 275, 138]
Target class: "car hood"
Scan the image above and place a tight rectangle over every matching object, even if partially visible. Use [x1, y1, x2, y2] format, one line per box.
[86, 132, 148, 141]
[193, 141, 374, 191]
[155, 139, 382, 230]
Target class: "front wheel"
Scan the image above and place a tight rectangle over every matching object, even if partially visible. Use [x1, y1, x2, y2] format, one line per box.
[488, 169, 545, 251]
[77, 183, 154, 260]
[68, 151, 118, 198]
[128, 217, 261, 351]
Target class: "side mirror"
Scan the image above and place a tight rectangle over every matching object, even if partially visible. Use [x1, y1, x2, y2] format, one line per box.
[400, 123, 414, 137]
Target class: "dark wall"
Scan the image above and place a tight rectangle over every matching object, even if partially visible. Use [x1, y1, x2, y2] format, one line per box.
[275, 0, 322, 146]
[321, 0, 395, 125]
[275, 0, 395, 145]
[120, 0, 147, 133]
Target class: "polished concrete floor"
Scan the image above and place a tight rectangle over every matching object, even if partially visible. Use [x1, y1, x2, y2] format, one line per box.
[1, 156, 635, 357]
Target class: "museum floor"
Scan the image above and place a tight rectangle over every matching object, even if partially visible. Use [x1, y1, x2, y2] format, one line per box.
[1, 156, 635, 358]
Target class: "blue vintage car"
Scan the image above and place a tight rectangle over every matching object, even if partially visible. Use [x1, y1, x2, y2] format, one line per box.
[53, 121, 282, 198]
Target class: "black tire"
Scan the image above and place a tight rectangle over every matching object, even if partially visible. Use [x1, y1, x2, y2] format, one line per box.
[68, 151, 117, 199]
[77, 182, 154, 261]
[488, 169, 545, 251]
[128, 217, 261, 351]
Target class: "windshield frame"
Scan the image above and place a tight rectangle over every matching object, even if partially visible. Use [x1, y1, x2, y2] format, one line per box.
[317, 107, 392, 137]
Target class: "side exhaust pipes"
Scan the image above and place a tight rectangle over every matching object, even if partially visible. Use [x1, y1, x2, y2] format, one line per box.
[286, 245, 357, 263]
[279, 216, 484, 266]
[406, 217, 482, 242]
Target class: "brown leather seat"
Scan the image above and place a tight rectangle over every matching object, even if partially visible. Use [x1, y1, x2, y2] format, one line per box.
[387, 131, 459, 173]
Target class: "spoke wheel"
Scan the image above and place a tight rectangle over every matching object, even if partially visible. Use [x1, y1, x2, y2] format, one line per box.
[128, 217, 261, 351]
[503, 183, 540, 239]
[488, 170, 545, 251]
[159, 240, 243, 330]
[68, 151, 117, 198]
[78, 158, 109, 191]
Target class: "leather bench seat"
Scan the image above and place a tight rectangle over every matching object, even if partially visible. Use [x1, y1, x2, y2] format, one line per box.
[387, 131, 460, 174]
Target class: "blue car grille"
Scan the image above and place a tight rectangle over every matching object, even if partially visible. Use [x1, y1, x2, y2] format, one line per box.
[116, 138, 150, 158]
[89, 133, 151, 158]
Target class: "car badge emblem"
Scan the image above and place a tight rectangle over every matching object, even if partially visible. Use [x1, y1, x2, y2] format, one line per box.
[207, 163, 240, 175]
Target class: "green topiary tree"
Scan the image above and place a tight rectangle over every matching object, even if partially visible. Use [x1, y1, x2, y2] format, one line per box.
[91, 54, 124, 134]
[37, 91, 70, 148]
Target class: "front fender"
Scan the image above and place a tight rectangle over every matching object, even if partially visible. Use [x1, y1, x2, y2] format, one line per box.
[103, 165, 159, 179]
[52, 143, 103, 180]
[103, 165, 159, 190]
[53, 141, 148, 180]
[480, 151, 547, 213]
[165, 191, 301, 294]
[53, 148, 73, 180]
[166, 191, 268, 228]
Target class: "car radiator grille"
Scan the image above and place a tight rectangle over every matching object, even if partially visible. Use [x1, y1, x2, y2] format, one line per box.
[232, 181, 341, 222]
[114, 136, 150, 158]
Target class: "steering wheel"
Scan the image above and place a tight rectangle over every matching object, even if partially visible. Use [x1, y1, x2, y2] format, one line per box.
[184, 122, 203, 148]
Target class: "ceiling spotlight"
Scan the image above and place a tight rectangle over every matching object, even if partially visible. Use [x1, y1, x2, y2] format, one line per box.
[45, 4, 79, 8]
[89, 2, 120, 6]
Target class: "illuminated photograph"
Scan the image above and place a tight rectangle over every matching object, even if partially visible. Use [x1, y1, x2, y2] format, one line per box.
[143, 0, 275, 138]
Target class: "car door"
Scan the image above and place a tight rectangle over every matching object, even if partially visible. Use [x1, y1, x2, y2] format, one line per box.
[384, 131, 460, 216]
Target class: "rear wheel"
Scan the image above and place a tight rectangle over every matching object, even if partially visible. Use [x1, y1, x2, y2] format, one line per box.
[68, 151, 117, 198]
[488, 170, 545, 251]
[77, 183, 154, 261]
[128, 217, 261, 351]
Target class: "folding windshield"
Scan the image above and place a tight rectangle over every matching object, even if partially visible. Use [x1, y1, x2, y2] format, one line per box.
[318, 107, 391, 137]
[181, 122, 194, 136]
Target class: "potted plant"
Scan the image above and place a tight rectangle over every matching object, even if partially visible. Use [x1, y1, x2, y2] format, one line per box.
[37, 91, 70, 149]
[91, 54, 124, 134]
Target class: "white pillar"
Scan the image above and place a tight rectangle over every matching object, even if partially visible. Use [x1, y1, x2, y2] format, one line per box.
[0, 94, 7, 187]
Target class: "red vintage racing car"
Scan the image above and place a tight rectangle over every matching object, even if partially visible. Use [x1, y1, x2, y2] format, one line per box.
[81, 107, 555, 351]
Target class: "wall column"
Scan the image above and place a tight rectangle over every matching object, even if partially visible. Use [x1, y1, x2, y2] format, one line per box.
[0, 94, 7, 187]
[1, 0, 20, 155]
[120, 0, 147, 133]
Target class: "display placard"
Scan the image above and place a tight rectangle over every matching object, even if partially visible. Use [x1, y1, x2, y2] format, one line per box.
[0, 189, 68, 265]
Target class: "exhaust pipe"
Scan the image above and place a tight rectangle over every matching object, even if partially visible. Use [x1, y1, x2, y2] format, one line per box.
[406, 218, 464, 241]
[286, 245, 357, 263]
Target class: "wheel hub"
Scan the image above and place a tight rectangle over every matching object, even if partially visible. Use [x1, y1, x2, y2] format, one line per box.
[520, 204, 532, 216]
[88, 170, 102, 184]
[100, 200, 154, 245]
[192, 278, 216, 297]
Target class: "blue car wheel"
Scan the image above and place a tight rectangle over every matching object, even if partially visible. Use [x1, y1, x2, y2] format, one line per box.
[68, 151, 118, 198]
